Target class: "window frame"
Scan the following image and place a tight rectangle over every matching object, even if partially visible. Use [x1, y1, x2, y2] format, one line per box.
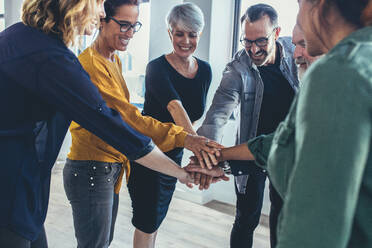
[0, 0, 4, 31]
[231, 0, 242, 57]
[0, 14, 4, 32]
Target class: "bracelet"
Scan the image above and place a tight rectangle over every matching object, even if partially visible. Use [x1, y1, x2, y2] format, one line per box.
[217, 161, 231, 175]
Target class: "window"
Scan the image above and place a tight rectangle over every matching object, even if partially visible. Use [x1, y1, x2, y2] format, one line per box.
[118, 2, 150, 108]
[76, 2, 150, 108]
[233, 0, 299, 54]
[0, 0, 4, 32]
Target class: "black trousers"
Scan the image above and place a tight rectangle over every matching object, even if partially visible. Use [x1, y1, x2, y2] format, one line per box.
[230, 168, 283, 248]
[0, 226, 48, 248]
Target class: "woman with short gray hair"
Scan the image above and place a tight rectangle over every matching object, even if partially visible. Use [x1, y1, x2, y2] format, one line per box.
[127, 2, 214, 247]
[166, 2, 205, 33]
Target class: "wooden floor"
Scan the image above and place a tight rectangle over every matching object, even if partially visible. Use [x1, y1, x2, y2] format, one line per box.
[45, 162, 270, 248]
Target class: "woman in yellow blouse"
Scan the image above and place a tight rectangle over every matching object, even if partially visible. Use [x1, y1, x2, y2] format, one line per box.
[62, 0, 220, 247]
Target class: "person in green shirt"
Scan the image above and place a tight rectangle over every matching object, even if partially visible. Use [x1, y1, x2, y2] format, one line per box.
[187, 0, 372, 247]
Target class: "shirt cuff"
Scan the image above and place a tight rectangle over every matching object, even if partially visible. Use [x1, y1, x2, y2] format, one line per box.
[229, 160, 266, 176]
[175, 131, 189, 148]
[247, 133, 274, 170]
[126, 139, 155, 161]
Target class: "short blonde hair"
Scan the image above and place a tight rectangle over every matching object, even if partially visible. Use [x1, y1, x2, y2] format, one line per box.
[22, 0, 101, 46]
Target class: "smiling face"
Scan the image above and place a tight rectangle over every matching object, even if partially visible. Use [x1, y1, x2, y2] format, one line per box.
[100, 4, 139, 52]
[292, 24, 320, 79]
[242, 15, 280, 66]
[168, 27, 200, 59]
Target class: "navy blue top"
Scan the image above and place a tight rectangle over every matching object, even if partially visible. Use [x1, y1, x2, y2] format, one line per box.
[143, 55, 211, 160]
[257, 45, 295, 136]
[0, 23, 154, 240]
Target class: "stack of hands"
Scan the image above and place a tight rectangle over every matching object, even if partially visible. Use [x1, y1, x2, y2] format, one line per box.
[182, 135, 230, 190]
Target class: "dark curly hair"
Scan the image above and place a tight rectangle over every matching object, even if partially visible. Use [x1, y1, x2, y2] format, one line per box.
[103, 0, 139, 22]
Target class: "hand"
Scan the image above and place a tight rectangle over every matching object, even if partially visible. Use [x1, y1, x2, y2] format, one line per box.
[177, 168, 194, 188]
[184, 135, 223, 169]
[200, 139, 225, 169]
[196, 173, 229, 190]
[185, 163, 226, 177]
[188, 171, 219, 189]
[197, 173, 213, 190]
[184, 163, 229, 190]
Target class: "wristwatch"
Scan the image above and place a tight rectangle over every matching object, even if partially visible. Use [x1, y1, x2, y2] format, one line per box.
[217, 161, 232, 175]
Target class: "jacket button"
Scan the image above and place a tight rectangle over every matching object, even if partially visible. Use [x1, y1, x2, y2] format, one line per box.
[90, 177, 94, 180]
[107, 178, 111, 182]
[74, 173, 78, 177]
[91, 183, 94, 187]
[93, 166, 96, 170]
[238, 171, 243, 175]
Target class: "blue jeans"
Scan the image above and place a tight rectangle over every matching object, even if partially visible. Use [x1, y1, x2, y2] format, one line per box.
[63, 159, 122, 248]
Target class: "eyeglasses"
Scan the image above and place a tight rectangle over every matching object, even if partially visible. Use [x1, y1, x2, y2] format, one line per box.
[240, 28, 276, 48]
[109, 17, 142, 33]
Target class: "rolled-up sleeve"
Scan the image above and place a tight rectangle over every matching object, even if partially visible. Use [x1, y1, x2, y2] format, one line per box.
[247, 133, 274, 169]
[35, 54, 154, 160]
[226, 134, 273, 176]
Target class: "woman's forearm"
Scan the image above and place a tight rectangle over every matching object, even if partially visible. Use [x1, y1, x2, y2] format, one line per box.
[135, 146, 185, 178]
[167, 100, 197, 135]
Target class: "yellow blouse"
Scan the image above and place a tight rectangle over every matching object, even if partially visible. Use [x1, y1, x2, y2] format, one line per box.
[68, 47, 188, 193]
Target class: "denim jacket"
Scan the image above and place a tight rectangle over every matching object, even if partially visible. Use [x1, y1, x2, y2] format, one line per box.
[198, 37, 299, 193]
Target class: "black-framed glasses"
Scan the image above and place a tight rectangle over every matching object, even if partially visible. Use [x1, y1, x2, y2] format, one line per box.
[109, 17, 142, 33]
[240, 28, 276, 48]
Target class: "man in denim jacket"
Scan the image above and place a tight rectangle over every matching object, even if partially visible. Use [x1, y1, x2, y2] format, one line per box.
[198, 4, 299, 248]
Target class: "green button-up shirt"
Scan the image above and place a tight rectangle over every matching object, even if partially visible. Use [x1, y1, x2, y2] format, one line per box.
[248, 26, 372, 248]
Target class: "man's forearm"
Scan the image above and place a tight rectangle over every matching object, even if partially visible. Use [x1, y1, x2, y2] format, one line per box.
[220, 143, 255, 161]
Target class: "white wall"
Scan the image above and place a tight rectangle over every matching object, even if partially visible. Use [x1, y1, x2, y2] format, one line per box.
[4, 0, 23, 27]
[148, 0, 183, 61]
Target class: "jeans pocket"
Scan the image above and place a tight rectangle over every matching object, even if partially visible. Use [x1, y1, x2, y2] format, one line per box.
[90, 164, 119, 193]
[63, 165, 89, 202]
